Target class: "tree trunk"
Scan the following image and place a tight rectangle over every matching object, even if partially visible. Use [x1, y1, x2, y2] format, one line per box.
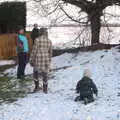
[90, 13, 101, 45]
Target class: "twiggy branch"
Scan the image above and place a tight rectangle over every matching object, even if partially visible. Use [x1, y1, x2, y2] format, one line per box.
[59, 5, 88, 24]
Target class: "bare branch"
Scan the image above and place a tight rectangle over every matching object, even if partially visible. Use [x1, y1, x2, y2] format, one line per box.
[61, 0, 88, 12]
[59, 5, 88, 24]
[104, 12, 120, 18]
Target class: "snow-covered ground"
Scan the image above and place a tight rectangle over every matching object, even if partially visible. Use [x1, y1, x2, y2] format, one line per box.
[0, 60, 15, 66]
[1, 47, 120, 120]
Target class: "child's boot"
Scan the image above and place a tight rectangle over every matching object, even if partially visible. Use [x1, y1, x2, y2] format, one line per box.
[43, 82, 48, 94]
[34, 81, 42, 92]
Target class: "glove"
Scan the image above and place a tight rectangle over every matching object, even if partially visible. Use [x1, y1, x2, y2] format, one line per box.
[29, 59, 34, 67]
[25, 53, 29, 64]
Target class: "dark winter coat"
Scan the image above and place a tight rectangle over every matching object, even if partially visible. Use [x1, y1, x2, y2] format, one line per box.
[76, 76, 98, 97]
[31, 28, 40, 43]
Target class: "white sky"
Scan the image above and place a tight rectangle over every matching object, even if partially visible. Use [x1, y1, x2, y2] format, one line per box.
[1, 0, 120, 25]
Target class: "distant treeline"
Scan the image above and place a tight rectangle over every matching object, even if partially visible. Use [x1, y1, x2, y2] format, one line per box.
[0, 2, 26, 34]
[26, 23, 120, 30]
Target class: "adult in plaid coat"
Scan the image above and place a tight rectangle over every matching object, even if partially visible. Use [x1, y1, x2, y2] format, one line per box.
[30, 28, 52, 93]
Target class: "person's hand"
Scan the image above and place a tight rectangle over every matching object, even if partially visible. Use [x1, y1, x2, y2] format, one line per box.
[30, 61, 34, 67]
[26, 53, 29, 64]
[26, 57, 29, 64]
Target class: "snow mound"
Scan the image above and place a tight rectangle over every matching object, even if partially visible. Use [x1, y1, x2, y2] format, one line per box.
[1, 48, 120, 120]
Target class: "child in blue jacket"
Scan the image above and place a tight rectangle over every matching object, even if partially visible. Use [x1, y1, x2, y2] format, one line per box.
[16, 26, 29, 79]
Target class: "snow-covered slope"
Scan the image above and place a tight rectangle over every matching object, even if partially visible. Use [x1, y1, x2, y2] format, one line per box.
[1, 47, 120, 120]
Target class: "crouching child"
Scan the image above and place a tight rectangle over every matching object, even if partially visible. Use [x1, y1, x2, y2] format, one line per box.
[75, 69, 98, 105]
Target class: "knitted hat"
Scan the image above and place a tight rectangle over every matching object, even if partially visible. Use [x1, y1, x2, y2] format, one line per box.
[39, 27, 47, 36]
[83, 69, 92, 78]
[17, 26, 24, 31]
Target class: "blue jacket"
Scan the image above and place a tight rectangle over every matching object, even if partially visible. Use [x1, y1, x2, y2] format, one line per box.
[17, 34, 29, 53]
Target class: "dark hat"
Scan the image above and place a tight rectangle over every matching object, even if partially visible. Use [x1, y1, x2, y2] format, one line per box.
[39, 27, 47, 32]
[17, 26, 24, 31]
[39, 27, 47, 36]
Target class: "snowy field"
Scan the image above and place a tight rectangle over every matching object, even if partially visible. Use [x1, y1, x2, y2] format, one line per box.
[0, 60, 15, 66]
[28, 26, 120, 49]
[0, 47, 120, 120]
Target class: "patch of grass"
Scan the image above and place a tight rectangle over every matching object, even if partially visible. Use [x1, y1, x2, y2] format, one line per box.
[0, 64, 15, 73]
[0, 76, 33, 104]
[0, 76, 11, 82]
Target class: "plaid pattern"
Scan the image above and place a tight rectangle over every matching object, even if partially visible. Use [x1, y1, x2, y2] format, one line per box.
[30, 35, 52, 73]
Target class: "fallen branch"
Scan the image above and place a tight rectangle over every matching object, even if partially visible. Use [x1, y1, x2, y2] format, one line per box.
[51, 65, 72, 72]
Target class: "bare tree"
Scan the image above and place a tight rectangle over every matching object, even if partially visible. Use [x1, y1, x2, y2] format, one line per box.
[33, 0, 120, 45]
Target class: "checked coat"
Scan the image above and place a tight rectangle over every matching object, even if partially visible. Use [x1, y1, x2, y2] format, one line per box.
[30, 35, 52, 73]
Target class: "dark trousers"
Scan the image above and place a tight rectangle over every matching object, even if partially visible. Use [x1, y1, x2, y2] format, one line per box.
[17, 52, 27, 79]
[34, 70, 48, 85]
[33, 70, 48, 93]
[75, 95, 94, 104]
